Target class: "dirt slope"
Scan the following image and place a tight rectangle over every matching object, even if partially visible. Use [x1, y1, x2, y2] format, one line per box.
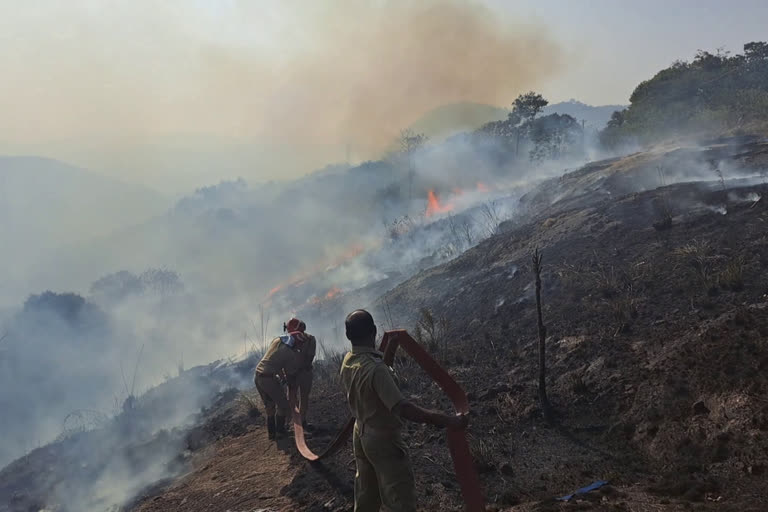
[131, 413, 299, 512]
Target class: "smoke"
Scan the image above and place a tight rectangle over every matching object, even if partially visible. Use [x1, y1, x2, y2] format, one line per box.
[0, 0, 562, 187]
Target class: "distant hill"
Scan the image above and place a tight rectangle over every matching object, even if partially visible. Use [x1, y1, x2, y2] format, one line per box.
[406, 102, 509, 140]
[0, 156, 169, 300]
[543, 99, 627, 130]
[406, 100, 626, 141]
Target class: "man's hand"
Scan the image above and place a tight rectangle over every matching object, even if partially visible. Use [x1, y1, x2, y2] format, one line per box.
[399, 401, 469, 430]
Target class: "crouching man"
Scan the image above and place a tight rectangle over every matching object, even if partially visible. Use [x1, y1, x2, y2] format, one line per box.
[339, 309, 468, 512]
[254, 317, 306, 440]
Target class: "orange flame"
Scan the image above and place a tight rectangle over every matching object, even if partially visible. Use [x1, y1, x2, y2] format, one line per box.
[476, 182, 490, 193]
[325, 286, 342, 299]
[309, 286, 343, 305]
[267, 284, 283, 298]
[425, 189, 454, 217]
[264, 242, 370, 302]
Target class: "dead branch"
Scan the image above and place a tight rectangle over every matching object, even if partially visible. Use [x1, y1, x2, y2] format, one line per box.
[130, 344, 145, 398]
[532, 247, 555, 423]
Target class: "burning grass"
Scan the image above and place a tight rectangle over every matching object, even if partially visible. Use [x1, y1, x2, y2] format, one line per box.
[425, 189, 455, 217]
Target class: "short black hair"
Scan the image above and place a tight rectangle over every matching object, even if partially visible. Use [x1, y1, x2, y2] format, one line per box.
[345, 309, 376, 344]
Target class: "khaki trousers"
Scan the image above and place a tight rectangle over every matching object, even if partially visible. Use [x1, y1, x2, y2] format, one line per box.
[353, 423, 416, 512]
[296, 368, 313, 422]
[254, 373, 289, 417]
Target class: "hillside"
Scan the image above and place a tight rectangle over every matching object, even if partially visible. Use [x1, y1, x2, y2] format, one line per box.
[3, 138, 767, 511]
[407, 100, 626, 141]
[0, 156, 169, 304]
[543, 100, 627, 130]
[407, 103, 510, 140]
[600, 42, 768, 146]
[0, 156, 167, 247]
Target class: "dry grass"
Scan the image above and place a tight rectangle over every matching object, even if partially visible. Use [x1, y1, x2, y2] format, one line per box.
[674, 239, 714, 289]
[610, 295, 639, 334]
[314, 351, 345, 386]
[569, 372, 589, 395]
[468, 434, 496, 473]
[674, 240, 748, 294]
[239, 391, 262, 419]
[558, 258, 647, 334]
[718, 255, 745, 291]
[413, 307, 449, 357]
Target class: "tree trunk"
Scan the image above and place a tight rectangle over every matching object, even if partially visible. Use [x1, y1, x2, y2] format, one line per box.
[532, 248, 554, 423]
[407, 158, 414, 213]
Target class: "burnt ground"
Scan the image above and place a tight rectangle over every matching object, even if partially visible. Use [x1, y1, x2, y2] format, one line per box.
[129, 176, 768, 512]
[3, 143, 768, 511]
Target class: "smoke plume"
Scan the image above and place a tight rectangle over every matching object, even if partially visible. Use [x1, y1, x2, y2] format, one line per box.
[0, 0, 562, 185]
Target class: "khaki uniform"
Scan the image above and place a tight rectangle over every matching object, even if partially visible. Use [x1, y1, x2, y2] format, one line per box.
[254, 337, 303, 416]
[340, 346, 416, 512]
[296, 335, 316, 422]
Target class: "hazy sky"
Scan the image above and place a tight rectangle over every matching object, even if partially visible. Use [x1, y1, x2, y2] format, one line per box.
[1, 0, 765, 190]
[497, 0, 768, 105]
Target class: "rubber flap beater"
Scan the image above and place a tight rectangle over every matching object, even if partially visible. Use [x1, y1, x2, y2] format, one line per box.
[288, 329, 486, 512]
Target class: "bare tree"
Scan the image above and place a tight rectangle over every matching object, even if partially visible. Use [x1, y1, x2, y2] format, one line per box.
[713, 166, 727, 194]
[120, 344, 145, 412]
[413, 307, 449, 359]
[446, 214, 462, 251]
[480, 200, 502, 237]
[140, 268, 183, 296]
[258, 304, 271, 353]
[382, 297, 396, 331]
[398, 129, 429, 206]
[532, 248, 554, 423]
[460, 217, 474, 247]
[654, 166, 673, 230]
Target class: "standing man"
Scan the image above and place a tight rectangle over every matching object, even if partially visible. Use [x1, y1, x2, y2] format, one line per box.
[254, 318, 306, 440]
[339, 309, 467, 512]
[296, 320, 316, 431]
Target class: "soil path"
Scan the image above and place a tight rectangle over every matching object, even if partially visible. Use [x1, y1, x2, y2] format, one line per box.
[134, 426, 301, 512]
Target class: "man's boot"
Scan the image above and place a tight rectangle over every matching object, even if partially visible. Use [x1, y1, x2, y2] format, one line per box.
[275, 415, 286, 439]
[267, 415, 276, 440]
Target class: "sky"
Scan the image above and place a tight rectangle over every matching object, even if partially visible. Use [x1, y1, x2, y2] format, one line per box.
[493, 0, 768, 106]
[1, 0, 766, 191]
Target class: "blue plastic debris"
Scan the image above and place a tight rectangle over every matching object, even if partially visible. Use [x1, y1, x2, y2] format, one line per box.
[557, 480, 609, 501]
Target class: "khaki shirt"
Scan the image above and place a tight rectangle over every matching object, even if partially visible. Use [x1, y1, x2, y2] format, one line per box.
[339, 345, 405, 431]
[256, 337, 303, 377]
[300, 335, 316, 370]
